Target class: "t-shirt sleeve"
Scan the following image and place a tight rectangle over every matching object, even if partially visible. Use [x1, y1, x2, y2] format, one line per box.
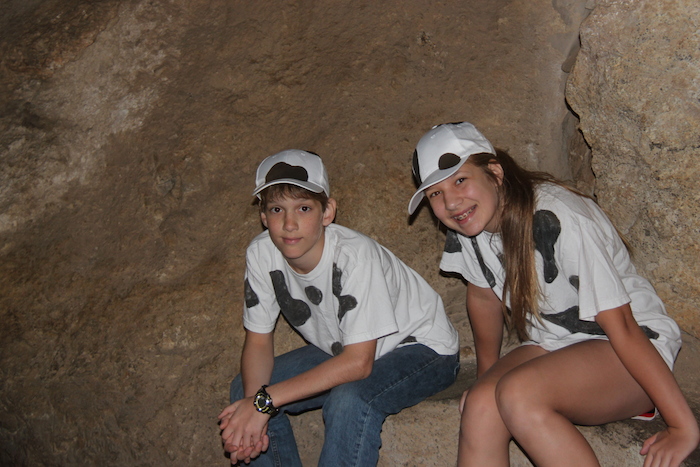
[439, 231, 492, 288]
[334, 249, 400, 346]
[559, 213, 631, 321]
[242, 245, 280, 334]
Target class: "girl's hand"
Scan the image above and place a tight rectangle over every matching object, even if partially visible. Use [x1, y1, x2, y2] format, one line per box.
[640, 426, 700, 467]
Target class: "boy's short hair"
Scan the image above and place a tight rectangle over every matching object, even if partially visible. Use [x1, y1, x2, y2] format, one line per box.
[259, 184, 330, 212]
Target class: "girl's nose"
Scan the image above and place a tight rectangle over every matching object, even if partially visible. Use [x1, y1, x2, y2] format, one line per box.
[443, 189, 461, 211]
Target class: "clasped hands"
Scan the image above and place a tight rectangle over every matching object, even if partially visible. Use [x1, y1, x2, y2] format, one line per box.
[219, 397, 271, 464]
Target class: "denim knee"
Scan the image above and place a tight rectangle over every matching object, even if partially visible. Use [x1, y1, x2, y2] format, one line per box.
[322, 382, 382, 427]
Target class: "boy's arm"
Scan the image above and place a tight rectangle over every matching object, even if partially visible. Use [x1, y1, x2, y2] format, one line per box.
[240, 330, 275, 397]
[466, 282, 504, 377]
[219, 335, 377, 462]
[266, 338, 376, 406]
[218, 330, 274, 461]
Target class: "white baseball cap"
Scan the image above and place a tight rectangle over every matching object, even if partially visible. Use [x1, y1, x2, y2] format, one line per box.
[253, 149, 330, 198]
[408, 122, 495, 214]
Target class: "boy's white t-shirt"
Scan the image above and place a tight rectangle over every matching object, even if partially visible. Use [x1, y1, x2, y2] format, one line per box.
[439, 183, 681, 368]
[244, 223, 459, 359]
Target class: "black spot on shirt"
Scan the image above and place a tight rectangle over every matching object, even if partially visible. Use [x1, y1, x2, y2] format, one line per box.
[244, 278, 260, 308]
[269, 270, 311, 327]
[542, 306, 606, 336]
[332, 264, 358, 322]
[569, 275, 579, 291]
[331, 341, 344, 356]
[542, 306, 659, 340]
[399, 336, 417, 345]
[444, 229, 462, 253]
[470, 237, 496, 288]
[533, 210, 561, 284]
[305, 286, 323, 305]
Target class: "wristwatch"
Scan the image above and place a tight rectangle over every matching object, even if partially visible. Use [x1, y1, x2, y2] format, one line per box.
[253, 385, 279, 416]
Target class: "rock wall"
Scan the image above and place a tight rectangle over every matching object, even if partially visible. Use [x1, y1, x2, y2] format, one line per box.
[6, 0, 696, 465]
[567, 0, 700, 337]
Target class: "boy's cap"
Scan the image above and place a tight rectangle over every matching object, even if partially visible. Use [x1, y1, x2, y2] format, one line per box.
[408, 122, 495, 214]
[253, 149, 330, 198]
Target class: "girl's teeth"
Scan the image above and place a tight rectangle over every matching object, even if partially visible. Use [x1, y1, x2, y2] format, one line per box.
[454, 207, 475, 221]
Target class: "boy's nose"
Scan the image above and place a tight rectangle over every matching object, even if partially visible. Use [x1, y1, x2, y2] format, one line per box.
[283, 214, 298, 231]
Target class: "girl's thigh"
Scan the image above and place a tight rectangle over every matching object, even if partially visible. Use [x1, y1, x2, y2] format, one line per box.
[498, 339, 653, 425]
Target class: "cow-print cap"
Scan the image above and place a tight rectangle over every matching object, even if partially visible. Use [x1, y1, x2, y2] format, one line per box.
[253, 149, 330, 198]
[408, 122, 495, 214]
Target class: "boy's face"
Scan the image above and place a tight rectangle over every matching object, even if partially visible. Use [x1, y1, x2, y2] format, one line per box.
[261, 195, 336, 274]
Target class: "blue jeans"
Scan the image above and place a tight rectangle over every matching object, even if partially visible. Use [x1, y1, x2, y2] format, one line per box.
[229, 343, 459, 467]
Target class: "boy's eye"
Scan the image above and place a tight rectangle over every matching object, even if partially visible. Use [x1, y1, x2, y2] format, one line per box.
[269, 206, 282, 213]
[428, 190, 441, 198]
[299, 206, 311, 212]
[455, 177, 466, 185]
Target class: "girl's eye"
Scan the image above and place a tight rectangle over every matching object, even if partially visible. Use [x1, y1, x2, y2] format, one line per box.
[455, 177, 466, 185]
[428, 190, 441, 198]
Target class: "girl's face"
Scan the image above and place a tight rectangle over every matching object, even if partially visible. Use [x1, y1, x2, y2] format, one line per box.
[425, 161, 503, 236]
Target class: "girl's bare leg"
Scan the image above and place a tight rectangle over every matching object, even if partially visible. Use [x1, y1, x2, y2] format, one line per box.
[457, 345, 548, 467]
[495, 339, 653, 467]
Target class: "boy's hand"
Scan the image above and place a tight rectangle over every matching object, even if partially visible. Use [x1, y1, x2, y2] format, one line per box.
[218, 398, 271, 462]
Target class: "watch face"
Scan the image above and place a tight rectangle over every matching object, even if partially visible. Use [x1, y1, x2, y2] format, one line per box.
[254, 391, 272, 413]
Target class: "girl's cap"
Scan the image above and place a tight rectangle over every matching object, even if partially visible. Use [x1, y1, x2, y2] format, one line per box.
[253, 149, 330, 198]
[408, 122, 495, 214]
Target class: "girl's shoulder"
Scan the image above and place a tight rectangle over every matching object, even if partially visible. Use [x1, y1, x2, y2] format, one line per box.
[536, 183, 602, 220]
[535, 182, 619, 241]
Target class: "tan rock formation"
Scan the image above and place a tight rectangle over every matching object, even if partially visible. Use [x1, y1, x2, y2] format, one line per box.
[567, 0, 700, 337]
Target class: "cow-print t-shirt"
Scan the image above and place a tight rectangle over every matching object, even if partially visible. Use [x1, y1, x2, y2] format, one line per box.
[244, 224, 459, 359]
[439, 182, 681, 369]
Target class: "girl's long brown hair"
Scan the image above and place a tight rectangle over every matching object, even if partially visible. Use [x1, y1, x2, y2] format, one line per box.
[469, 150, 558, 341]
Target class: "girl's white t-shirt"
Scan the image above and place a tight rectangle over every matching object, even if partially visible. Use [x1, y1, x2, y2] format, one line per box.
[439, 183, 681, 368]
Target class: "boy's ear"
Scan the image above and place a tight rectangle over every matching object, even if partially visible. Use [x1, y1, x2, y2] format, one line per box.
[323, 198, 337, 227]
[260, 211, 268, 228]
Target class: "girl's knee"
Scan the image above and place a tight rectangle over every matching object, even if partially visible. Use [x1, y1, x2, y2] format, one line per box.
[495, 371, 544, 428]
[461, 380, 501, 425]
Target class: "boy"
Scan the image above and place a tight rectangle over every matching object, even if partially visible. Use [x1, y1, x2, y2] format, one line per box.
[219, 149, 459, 466]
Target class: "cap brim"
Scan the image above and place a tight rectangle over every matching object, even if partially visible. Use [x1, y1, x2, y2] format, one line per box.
[407, 157, 468, 214]
[253, 179, 326, 198]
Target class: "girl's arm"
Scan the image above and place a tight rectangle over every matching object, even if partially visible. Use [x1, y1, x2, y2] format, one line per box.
[466, 282, 504, 377]
[596, 304, 700, 465]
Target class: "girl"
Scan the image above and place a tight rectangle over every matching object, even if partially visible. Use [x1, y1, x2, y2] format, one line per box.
[407, 122, 699, 467]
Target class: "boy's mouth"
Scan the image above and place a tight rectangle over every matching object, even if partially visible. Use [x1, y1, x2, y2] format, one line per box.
[452, 206, 476, 222]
